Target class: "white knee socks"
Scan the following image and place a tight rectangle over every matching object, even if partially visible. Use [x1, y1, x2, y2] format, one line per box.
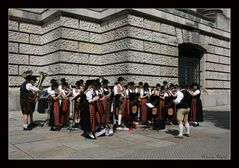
[118, 114, 122, 125]
[179, 123, 183, 136]
[185, 122, 190, 134]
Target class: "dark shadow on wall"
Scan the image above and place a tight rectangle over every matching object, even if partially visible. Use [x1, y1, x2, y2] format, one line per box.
[203, 110, 230, 130]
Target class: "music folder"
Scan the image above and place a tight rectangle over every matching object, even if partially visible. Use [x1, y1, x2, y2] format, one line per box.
[146, 103, 154, 108]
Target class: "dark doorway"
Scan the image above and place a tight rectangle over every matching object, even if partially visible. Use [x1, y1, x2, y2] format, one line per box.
[178, 43, 206, 85]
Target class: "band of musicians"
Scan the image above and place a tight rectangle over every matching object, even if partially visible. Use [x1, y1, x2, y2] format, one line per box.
[20, 71, 204, 139]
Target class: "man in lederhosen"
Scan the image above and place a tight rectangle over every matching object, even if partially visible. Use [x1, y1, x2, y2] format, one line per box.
[20, 75, 41, 130]
[113, 77, 126, 128]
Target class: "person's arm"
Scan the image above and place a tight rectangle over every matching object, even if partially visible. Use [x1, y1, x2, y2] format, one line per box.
[192, 90, 200, 97]
[173, 91, 184, 105]
[26, 83, 40, 92]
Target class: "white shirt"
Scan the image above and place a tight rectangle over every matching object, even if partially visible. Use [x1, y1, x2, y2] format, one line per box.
[114, 84, 123, 96]
[26, 83, 40, 92]
[85, 88, 94, 103]
[140, 89, 151, 98]
[47, 86, 52, 94]
[192, 89, 200, 96]
[73, 88, 81, 97]
[173, 90, 184, 105]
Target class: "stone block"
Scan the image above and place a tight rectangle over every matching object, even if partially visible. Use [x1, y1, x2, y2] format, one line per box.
[129, 39, 144, 51]
[114, 26, 129, 40]
[9, 65, 18, 75]
[182, 29, 189, 43]
[101, 63, 127, 75]
[30, 52, 59, 65]
[30, 34, 42, 45]
[103, 15, 128, 32]
[206, 62, 215, 71]
[59, 51, 89, 64]
[206, 71, 218, 79]
[8, 53, 29, 64]
[223, 48, 230, 56]
[48, 64, 59, 75]
[175, 28, 183, 44]
[160, 44, 178, 56]
[9, 20, 18, 31]
[128, 15, 143, 27]
[79, 42, 101, 54]
[206, 80, 224, 88]
[19, 65, 39, 76]
[61, 27, 89, 42]
[29, 55, 43, 65]
[128, 51, 153, 64]
[218, 73, 230, 80]
[41, 40, 59, 55]
[79, 64, 101, 76]
[9, 31, 29, 43]
[143, 19, 160, 32]
[215, 46, 224, 55]
[89, 32, 101, 43]
[127, 63, 144, 74]
[207, 54, 219, 63]
[59, 39, 78, 52]
[214, 64, 224, 72]
[168, 36, 178, 46]
[152, 32, 169, 44]
[8, 76, 24, 86]
[128, 27, 152, 41]
[89, 54, 100, 65]
[207, 45, 215, 53]
[79, 20, 100, 33]
[168, 57, 178, 66]
[19, 44, 42, 55]
[101, 31, 115, 43]
[19, 23, 41, 34]
[60, 16, 79, 29]
[152, 54, 169, 65]
[42, 17, 61, 34]
[160, 67, 178, 76]
[223, 65, 230, 72]
[219, 56, 230, 64]
[58, 63, 78, 74]
[41, 28, 61, 44]
[160, 24, 176, 35]
[143, 64, 160, 76]
[9, 42, 18, 53]
[144, 41, 161, 54]
[100, 51, 127, 65]
[223, 81, 230, 88]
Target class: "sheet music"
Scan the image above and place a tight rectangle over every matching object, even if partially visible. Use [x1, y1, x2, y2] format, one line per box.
[146, 103, 154, 108]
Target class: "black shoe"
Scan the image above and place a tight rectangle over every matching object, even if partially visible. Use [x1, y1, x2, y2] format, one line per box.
[23, 127, 32, 131]
[118, 124, 124, 128]
[30, 122, 38, 127]
[50, 127, 57, 131]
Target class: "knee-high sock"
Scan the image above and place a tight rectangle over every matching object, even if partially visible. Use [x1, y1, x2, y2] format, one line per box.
[179, 123, 183, 136]
[185, 121, 190, 134]
[118, 114, 122, 125]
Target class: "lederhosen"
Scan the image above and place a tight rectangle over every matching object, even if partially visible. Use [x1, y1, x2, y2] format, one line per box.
[20, 81, 35, 115]
[189, 92, 203, 122]
[49, 91, 60, 127]
[114, 84, 125, 116]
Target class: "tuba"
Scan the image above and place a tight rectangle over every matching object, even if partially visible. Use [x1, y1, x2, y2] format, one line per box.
[34, 71, 48, 101]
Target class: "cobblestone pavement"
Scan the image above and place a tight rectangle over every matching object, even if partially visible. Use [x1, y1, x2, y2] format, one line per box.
[9, 105, 230, 160]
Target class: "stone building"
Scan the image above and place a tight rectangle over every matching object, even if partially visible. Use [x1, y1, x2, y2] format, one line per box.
[8, 8, 230, 111]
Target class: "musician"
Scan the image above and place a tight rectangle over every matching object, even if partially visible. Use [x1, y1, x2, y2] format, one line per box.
[49, 81, 62, 131]
[163, 81, 169, 91]
[189, 83, 203, 127]
[173, 83, 192, 138]
[46, 79, 57, 125]
[126, 82, 139, 121]
[72, 80, 84, 127]
[140, 83, 151, 124]
[113, 77, 126, 127]
[81, 80, 99, 139]
[158, 86, 168, 120]
[100, 79, 111, 124]
[20, 75, 41, 130]
[60, 81, 72, 127]
[164, 84, 177, 124]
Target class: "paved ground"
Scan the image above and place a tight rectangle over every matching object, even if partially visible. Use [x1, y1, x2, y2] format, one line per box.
[9, 105, 230, 160]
